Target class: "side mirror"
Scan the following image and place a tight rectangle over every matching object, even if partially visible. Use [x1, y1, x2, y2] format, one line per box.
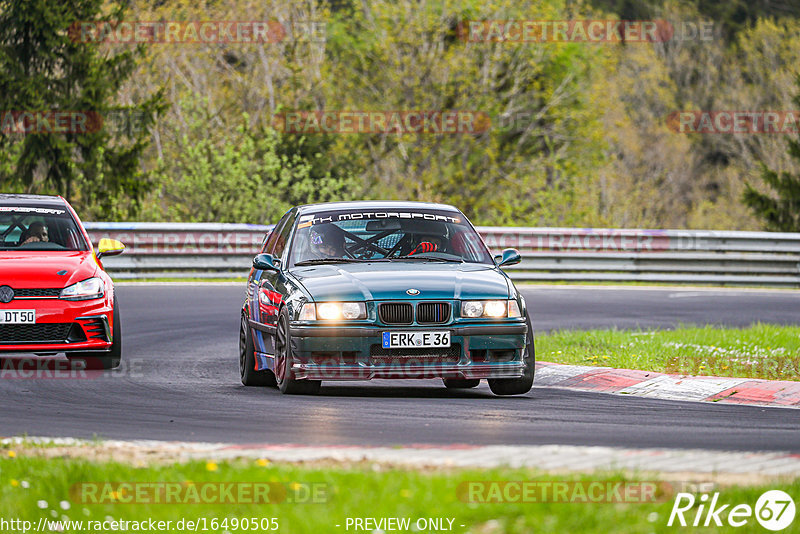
[97, 238, 125, 259]
[497, 248, 521, 267]
[253, 253, 280, 271]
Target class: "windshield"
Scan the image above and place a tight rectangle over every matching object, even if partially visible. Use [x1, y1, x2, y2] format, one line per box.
[289, 208, 493, 266]
[0, 206, 89, 252]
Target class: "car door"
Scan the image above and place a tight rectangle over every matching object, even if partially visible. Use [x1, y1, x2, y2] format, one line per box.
[252, 210, 297, 348]
[247, 211, 288, 355]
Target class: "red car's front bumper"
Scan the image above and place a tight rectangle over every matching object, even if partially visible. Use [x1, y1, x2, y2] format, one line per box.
[0, 297, 114, 354]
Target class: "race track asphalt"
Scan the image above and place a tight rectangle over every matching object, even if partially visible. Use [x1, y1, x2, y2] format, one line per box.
[2, 284, 798, 451]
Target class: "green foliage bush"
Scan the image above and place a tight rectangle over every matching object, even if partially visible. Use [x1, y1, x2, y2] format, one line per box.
[143, 102, 359, 224]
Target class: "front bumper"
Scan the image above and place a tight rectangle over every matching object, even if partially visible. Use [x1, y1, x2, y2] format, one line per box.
[258, 322, 528, 381]
[0, 297, 113, 354]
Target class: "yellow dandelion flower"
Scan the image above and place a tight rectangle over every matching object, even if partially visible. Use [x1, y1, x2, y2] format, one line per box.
[205, 462, 218, 472]
[8, 450, 16, 458]
[256, 458, 269, 467]
[10, 479, 19, 487]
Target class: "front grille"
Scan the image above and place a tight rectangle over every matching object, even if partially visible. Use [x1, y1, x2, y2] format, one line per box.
[378, 303, 413, 325]
[11, 288, 61, 299]
[0, 323, 72, 344]
[370, 343, 461, 364]
[416, 302, 450, 324]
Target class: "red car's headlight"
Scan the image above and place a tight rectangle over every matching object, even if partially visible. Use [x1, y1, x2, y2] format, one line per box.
[60, 277, 104, 301]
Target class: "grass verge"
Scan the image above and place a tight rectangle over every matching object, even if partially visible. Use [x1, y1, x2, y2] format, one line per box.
[1, 453, 797, 533]
[536, 324, 800, 381]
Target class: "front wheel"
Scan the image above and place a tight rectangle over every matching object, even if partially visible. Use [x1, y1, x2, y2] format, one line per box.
[488, 316, 535, 396]
[274, 307, 320, 395]
[67, 297, 122, 370]
[240, 314, 276, 387]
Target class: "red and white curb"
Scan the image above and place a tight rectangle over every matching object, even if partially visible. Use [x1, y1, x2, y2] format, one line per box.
[5, 437, 800, 477]
[535, 362, 800, 408]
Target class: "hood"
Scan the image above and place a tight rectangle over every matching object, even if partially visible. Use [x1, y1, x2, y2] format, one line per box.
[0, 251, 98, 289]
[290, 262, 511, 302]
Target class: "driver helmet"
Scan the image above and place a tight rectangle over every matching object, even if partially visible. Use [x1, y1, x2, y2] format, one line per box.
[310, 224, 345, 258]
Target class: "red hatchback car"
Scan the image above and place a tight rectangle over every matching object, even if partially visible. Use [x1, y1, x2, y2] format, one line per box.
[0, 194, 125, 369]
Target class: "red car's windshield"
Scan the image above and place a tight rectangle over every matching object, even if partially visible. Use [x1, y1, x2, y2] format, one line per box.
[0, 206, 89, 252]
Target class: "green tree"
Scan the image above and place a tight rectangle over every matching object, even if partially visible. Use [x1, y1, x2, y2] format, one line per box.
[743, 161, 800, 231]
[742, 83, 800, 231]
[742, 75, 800, 232]
[324, 0, 609, 226]
[143, 102, 359, 224]
[589, 0, 800, 41]
[0, 0, 164, 219]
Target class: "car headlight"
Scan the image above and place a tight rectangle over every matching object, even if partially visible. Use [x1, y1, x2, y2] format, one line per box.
[461, 299, 522, 318]
[484, 300, 507, 317]
[300, 302, 367, 321]
[60, 277, 104, 301]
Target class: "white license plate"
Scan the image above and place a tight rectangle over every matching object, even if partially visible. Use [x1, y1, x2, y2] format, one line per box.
[382, 331, 450, 349]
[0, 310, 36, 324]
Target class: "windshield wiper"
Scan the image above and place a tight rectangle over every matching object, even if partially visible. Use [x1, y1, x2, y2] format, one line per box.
[294, 258, 368, 266]
[393, 255, 464, 263]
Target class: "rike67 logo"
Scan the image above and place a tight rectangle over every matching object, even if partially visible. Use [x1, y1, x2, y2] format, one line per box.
[668, 490, 795, 531]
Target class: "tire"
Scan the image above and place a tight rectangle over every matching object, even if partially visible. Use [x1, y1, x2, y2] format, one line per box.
[239, 314, 276, 387]
[67, 297, 122, 370]
[488, 315, 535, 396]
[274, 307, 320, 395]
[443, 378, 480, 389]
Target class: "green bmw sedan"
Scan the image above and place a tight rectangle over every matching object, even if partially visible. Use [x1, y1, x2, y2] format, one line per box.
[239, 201, 534, 396]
